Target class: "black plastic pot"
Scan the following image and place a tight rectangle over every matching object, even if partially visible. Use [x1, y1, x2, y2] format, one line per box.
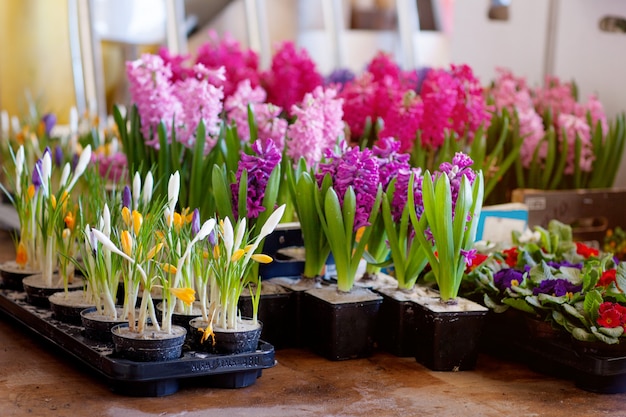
[80, 306, 127, 343]
[48, 290, 95, 325]
[238, 281, 292, 349]
[303, 286, 382, 361]
[0, 261, 39, 290]
[189, 317, 262, 354]
[111, 323, 186, 362]
[414, 297, 488, 371]
[22, 274, 84, 307]
[375, 290, 419, 357]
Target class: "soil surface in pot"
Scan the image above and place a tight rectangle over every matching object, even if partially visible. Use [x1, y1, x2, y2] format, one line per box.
[306, 285, 383, 304]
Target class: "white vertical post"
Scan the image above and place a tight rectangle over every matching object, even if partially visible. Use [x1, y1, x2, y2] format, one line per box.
[396, 0, 420, 69]
[321, 0, 346, 70]
[165, 0, 187, 55]
[244, 0, 271, 69]
[67, 0, 87, 115]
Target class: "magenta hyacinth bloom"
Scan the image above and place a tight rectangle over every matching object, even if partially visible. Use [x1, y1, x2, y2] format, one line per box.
[371, 136, 411, 191]
[390, 167, 423, 223]
[436, 152, 477, 214]
[317, 145, 380, 231]
[194, 30, 260, 99]
[262, 41, 323, 115]
[338, 72, 378, 140]
[231, 139, 282, 219]
[419, 68, 457, 149]
[378, 90, 424, 153]
[286, 86, 344, 167]
[449, 64, 492, 139]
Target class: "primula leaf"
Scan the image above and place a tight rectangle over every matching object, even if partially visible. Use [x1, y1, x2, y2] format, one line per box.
[584, 290, 603, 322]
[537, 293, 568, 305]
[484, 294, 508, 313]
[502, 297, 536, 314]
[562, 302, 587, 323]
[616, 262, 626, 293]
[598, 326, 624, 338]
[572, 327, 597, 342]
[591, 327, 620, 344]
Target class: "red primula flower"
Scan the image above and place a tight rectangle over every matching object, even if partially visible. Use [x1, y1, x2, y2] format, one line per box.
[596, 269, 617, 287]
[575, 241, 599, 258]
[598, 307, 622, 328]
[466, 253, 488, 272]
[502, 247, 518, 267]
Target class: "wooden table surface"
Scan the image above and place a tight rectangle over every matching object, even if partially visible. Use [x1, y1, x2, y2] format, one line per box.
[1, 230, 626, 417]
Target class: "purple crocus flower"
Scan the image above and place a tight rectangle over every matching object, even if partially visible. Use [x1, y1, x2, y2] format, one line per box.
[41, 113, 56, 136]
[122, 186, 132, 209]
[31, 159, 43, 190]
[54, 145, 64, 167]
[532, 278, 582, 296]
[231, 139, 282, 219]
[317, 145, 380, 231]
[191, 208, 201, 237]
[493, 268, 524, 291]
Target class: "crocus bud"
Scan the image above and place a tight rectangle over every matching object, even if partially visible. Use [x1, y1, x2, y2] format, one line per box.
[132, 172, 141, 210]
[122, 186, 132, 209]
[191, 208, 200, 237]
[54, 145, 63, 167]
[142, 171, 153, 207]
[67, 144, 92, 191]
[167, 171, 180, 215]
[59, 163, 71, 189]
[15, 146, 24, 196]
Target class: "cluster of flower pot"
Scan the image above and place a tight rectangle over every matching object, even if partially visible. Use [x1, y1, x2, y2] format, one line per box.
[1, 32, 625, 386]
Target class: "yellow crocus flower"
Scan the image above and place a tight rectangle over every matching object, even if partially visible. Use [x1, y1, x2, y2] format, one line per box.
[64, 211, 75, 230]
[231, 248, 245, 262]
[251, 254, 273, 264]
[16, 241, 27, 267]
[162, 263, 177, 274]
[50, 194, 57, 209]
[121, 230, 133, 256]
[121, 206, 131, 227]
[146, 242, 164, 260]
[132, 210, 143, 235]
[170, 287, 195, 306]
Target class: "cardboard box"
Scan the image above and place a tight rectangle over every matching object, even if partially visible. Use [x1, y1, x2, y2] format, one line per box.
[511, 188, 626, 243]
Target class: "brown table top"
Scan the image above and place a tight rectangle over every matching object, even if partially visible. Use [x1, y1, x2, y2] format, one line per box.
[1, 230, 625, 416]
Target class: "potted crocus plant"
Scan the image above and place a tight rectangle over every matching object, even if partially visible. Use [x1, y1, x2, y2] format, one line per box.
[90, 171, 210, 362]
[21, 145, 92, 307]
[409, 152, 489, 371]
[190, 204, 285, 354]
[302, 143, 384, 361]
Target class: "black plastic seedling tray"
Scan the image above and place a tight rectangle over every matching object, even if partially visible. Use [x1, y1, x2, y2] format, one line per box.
[481, 316, 626, 394]
[0, 288, 276, 397]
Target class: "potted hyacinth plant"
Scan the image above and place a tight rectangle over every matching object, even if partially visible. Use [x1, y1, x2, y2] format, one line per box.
[298, 142, 384, 361]
[407, 152, 489, 371]
[189, 204, 285, 354]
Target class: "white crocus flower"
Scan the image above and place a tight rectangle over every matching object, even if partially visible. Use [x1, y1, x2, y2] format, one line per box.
[233, 217, 246, 252]
[132, 172, 141, 210]
[142, 171, 153, 207]
[67, 144, 92, 192]
[59, 163, 71, 189]
[222, 216, 234, 260]
[14, 146, 24, 196]
[167, 171, 180, 215]
[243, 204, 286, 264]
[102, 203, 111, 237]
[40, 151, 52, 197]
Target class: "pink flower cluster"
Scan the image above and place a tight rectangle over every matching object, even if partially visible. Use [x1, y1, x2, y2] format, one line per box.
[490, 69, 609, 174]
[126, 54, 224, 152]
[286, 86, 344, 167]
[338, 54, 491, 153]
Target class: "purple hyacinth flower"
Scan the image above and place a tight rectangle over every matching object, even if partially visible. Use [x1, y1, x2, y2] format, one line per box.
[325, 68, 355, 88]
[122, 186, 132, 209]
[41, 113, 56, 136]
[191, 208, 200, 237]
[493, 268, 524, 291]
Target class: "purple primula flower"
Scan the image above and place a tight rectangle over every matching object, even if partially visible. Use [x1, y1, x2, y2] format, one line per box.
[41, 113, 56, 137]
[532, 278, 582, 296]
[493, 268, 524, 291]
[546, 260, 583, 270]
[122, 186, 132, 209]
[231, 139, 282, 219]
[317, 144, 380, 231]
[191, 208, 201, 237]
